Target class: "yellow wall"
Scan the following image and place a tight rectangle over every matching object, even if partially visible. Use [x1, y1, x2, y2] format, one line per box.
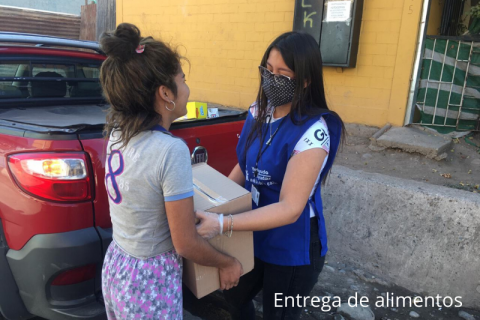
[427, 0, 444, 35]
[117, 0, 424, 127]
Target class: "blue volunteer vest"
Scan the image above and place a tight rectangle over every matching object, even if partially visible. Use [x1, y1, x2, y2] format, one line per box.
[237, 109, 342, 266]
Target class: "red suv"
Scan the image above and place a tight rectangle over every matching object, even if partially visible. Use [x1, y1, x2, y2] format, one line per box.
[0, 32, 245, 320]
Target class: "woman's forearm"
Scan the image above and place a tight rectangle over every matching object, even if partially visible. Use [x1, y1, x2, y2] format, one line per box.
[179, 233, 235, 268]
[223, 201, 302, 232]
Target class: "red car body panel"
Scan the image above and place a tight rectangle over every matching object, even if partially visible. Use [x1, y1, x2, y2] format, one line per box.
[79, 139, 110, 229]
[0, 46, 105, 60]
[0, 137, 94, 250]
[171, 121, 243, 176]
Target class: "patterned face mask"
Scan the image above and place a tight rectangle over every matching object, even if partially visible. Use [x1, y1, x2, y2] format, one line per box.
[259, 66, 296, 108]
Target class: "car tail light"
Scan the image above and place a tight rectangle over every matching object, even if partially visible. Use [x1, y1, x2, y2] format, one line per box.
[51, 264, 96, 286]
[7, 152, 92, 202]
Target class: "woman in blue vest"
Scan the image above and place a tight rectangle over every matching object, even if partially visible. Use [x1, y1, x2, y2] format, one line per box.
[196, 31, 345, 320]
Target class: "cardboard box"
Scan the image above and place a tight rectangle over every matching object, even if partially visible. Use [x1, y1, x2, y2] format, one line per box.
[175, 102, 208, 122]
[187, 101, 207, 119]
[207, 107, 219, 119]
[183, 163, 254, 299]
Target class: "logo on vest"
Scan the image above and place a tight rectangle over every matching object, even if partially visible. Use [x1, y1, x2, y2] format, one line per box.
[314, 129, 326, 142]
[249, 167, 274, 185]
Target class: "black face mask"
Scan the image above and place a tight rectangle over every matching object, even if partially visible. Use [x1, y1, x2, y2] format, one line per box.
[261, 73, 296, 108]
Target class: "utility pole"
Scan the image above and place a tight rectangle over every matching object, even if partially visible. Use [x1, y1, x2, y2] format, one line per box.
[96, 0, 116, 40]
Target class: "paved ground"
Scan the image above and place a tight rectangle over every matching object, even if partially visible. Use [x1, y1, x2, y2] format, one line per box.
[337, 124, 480, 194]
[294, 253, 480, 320]
[184, 253, 480, 320]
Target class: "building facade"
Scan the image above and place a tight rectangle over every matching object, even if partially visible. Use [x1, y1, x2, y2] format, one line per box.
[116, 0, 431, 127]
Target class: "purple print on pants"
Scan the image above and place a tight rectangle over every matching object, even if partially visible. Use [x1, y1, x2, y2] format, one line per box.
[102, 241, 183, 320]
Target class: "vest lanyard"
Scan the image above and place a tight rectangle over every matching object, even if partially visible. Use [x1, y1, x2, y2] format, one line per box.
[253, 115, 288, 178]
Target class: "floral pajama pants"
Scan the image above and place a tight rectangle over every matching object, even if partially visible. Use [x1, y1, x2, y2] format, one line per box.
[102, 241, 183, 320]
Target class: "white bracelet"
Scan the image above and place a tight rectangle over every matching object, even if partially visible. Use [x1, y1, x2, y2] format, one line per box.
[219, 214, 224, 235]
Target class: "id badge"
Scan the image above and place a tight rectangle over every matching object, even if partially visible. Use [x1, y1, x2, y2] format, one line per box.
[251, 185, 260, 206]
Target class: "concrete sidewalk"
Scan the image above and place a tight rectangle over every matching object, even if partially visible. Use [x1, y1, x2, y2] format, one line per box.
[373, 125, 452, 160]
[323, 165, 480, 309]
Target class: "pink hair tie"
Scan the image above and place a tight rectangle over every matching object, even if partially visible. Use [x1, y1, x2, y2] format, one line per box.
[135, 44, 145, 54]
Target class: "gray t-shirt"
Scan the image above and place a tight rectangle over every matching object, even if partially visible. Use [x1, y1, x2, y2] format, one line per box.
[105, 128, 193, 259]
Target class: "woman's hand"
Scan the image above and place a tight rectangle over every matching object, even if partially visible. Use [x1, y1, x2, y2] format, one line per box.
[195, 210, 222, 239]
[219, 257, 243, 290]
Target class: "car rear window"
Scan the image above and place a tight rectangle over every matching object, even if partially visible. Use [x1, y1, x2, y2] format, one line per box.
[0, 61, 102, 100]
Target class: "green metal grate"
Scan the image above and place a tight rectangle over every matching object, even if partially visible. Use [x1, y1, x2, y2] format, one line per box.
[415, 37, 480, 132]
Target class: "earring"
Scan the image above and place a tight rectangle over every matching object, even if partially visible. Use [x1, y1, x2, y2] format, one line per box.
[165, 100, 176, 111]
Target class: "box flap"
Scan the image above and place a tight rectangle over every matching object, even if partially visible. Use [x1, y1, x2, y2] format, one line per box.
[192, 163, 250, 211]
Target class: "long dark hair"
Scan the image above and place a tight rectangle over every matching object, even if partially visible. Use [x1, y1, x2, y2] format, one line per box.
[100, 23, 181, 150]
[247, 32, 345, 182]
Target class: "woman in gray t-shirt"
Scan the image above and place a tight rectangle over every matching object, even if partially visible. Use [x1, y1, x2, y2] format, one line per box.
[99, 23, 242, 320]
